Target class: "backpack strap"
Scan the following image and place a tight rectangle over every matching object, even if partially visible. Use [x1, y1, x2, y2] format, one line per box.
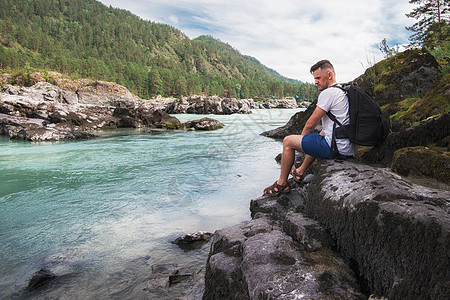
[328, 116, 341, 159]
[326, 85, 346, 159]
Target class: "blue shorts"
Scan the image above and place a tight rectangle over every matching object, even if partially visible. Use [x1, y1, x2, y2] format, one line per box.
[301, 133, 331, 159]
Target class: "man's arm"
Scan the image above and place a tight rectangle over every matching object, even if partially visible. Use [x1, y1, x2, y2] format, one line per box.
[301, 106, 327, 136]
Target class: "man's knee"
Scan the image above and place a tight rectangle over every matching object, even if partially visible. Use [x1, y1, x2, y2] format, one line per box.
[283, 135, 303, 150]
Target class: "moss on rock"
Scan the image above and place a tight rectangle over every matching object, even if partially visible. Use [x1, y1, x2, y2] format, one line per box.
[383, 73, 450, 132]
[391, 146, 450, 184]
[356, 49, 441, 106]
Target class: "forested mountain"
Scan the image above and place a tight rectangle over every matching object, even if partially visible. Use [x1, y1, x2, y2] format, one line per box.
[0, 0, 317, 100]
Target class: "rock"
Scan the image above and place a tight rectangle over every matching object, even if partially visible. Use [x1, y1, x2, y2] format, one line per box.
[356, 49, 441, 106]
[28, 72, 46, 86]
[172, 231, 213, 252]
[0, 113, 96, 141]
[391, 146, 450, 184]
[386, 72, 450, 131]
[282, 212, 335, 252]
[361, 112, 449, 165]
[203, 215, 365, 299]
[76, 80, 138, 108]
[261, 98, 319, 139]
[165, 96, 253, 114]
[302, 174, 314, 184]
[0, 82, 184, 141]
[305, 160, 450, 299]
[182, 276, 205, 300]
[250, 188, 306, 220]
[150, 110, 182, 129]
[144, 97, 178, 111]
[262, 97, 299, 109]
[169, 269, 193, 286]
[183, 118, 224, 131]
[27, 269, 55, 290]
[199, 158, 450, 299]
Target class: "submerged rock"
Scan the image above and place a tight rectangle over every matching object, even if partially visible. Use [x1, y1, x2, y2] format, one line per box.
[169, 270, 192, 286]
[172, 231, 213, 252]
[27, 269, 56, 290]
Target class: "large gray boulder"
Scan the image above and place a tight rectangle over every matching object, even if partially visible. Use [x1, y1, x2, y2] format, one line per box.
[262, 98, 299, 109]
[306, 160, 450, 299]
[203, 214, 365, 300]
[200, 160, 449, 299]
[71, 80, 138, 108]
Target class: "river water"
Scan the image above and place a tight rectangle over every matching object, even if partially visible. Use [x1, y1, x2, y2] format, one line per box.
[0, 109, 302, 299]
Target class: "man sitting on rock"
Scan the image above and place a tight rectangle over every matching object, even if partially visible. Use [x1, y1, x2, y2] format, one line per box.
[263, 60, 357, 196]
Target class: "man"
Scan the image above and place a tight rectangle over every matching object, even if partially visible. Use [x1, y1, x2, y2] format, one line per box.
[263, 60, 357, 196]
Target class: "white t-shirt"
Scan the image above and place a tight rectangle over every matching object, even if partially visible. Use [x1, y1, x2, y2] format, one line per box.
[317, 84, 357, 156]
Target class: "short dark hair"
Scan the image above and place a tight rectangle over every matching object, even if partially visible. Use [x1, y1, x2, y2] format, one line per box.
[310, 60, 334, 74]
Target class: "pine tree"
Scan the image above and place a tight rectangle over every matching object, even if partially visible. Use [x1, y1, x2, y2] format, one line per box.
[406, 0, 450, 47]
[148, 68, 163, 98]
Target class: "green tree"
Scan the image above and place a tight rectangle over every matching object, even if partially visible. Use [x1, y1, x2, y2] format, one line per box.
[0, 0, 304, 99]
[148, 68, 163, 97]
[378, 38, 400, 58]
[406, 0, 450, 47]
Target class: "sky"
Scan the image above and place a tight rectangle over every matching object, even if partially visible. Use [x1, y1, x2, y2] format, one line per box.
[98, 0, 415, 83]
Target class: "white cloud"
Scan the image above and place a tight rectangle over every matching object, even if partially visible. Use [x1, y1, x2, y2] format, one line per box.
[168, 15, 179, 25]
[98, 0, 415, 83]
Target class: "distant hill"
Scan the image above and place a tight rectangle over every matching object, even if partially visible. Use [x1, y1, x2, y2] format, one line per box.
[0, 0, 317, 100]
[242, 55, 302, 85]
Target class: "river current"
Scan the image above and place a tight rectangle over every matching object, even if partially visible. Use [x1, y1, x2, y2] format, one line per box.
[0, 109, 302, 299]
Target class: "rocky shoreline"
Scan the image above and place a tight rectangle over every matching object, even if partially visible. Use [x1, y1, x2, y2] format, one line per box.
[185, 49, 450, 299]
[0, 74, 308, 141]
[187, 159, 449, 299]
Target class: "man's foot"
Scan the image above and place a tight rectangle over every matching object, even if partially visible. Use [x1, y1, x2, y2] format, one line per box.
[263, 181, 291, 197]
[290, 168, 305, 183]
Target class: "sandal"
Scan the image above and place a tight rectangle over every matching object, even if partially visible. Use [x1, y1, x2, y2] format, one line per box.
[290, 168, 305, 183]
[263, 181, 291, 197]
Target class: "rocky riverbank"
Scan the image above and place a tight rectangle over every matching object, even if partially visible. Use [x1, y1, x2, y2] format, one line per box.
[0, 82, 183, 141]
[157, 95, 306, 114]
[191, 159, 450, 299]
[0, 73, 308, 141]
[185, 49, 450, 299]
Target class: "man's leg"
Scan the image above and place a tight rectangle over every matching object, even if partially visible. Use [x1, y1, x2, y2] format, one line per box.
[264, 135, 302, 195]
[277, 135, 303, 186]
[264, 134, 317, 195]
[292, 154, 316, 181]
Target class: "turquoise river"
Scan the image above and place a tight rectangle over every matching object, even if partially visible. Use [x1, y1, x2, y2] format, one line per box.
[0, 109, 303, 299]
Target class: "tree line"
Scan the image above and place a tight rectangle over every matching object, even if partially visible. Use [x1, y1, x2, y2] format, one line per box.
[0, 0, 318, 101]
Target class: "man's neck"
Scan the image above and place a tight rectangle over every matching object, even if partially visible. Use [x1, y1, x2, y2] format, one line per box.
[327, 81, 337, 88]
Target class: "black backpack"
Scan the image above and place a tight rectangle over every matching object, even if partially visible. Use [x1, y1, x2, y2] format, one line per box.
[326, 82, 389, 157]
